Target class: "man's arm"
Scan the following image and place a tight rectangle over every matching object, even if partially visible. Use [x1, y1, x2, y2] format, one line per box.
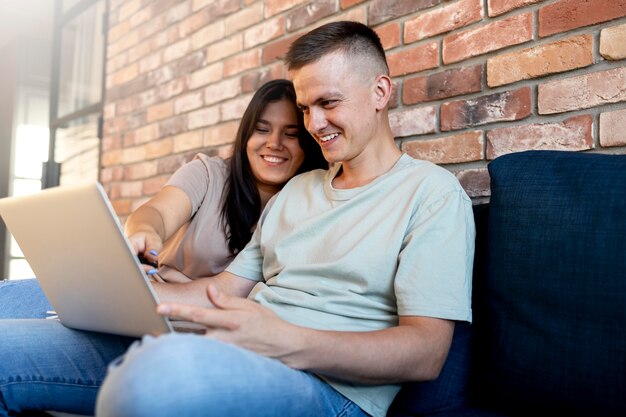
[157, 285, 455, 384]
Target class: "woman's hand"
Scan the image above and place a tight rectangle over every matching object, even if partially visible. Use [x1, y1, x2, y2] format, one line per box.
[128, 231, 162, 266]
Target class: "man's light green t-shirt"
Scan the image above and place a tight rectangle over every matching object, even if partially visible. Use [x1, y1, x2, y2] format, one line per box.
[226, 153, 475, 417]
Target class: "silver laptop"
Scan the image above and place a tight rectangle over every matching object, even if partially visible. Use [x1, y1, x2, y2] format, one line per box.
[0, 182, 175, 337]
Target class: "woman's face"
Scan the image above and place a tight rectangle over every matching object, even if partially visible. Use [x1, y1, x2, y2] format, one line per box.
[246, 98, 306, 193]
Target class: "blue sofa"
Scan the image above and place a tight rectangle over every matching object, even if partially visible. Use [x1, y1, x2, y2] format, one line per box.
[388, 150, 626, 417]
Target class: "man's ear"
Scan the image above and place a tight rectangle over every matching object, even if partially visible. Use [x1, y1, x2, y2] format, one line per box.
[373, 74, 392, 111]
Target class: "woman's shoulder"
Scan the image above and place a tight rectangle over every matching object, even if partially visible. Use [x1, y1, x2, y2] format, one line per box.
[190, 153, 230, 177]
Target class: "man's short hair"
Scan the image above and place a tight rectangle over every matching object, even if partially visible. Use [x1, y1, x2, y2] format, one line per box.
[285, 21, 389, 76]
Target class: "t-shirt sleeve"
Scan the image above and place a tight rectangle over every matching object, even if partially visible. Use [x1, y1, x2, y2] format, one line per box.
[394, 189, 475, 323]
[225, 193, 280, 282]
[165, 154, 214, 214]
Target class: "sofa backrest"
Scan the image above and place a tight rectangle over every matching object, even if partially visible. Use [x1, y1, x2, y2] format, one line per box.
[389, 150, 626, 417]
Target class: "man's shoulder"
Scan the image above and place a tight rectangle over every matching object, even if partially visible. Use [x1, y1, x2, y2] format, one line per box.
[396, 154, 460, 188]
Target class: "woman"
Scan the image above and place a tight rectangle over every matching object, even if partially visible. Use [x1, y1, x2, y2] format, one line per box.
[0, 79, 326, 416]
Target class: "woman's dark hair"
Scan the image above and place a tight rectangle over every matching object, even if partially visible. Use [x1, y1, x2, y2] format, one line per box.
[221, 79, 327, 253]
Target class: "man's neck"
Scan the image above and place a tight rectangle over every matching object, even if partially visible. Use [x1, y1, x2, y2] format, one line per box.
[332, 143, 403, 189]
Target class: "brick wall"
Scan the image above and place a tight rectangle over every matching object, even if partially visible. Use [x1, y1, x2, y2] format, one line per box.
[102, 0, 626, 215]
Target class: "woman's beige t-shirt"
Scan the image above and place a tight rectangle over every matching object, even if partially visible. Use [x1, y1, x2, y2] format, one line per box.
[157, 154, 234, 283]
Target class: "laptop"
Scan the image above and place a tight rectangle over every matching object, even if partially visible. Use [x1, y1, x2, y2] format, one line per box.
[0, 182, 177, 337]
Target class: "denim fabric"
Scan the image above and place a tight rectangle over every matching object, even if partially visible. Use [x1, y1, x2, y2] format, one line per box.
[96, 334, 368, 417]
[0, 319, 134, 416]
[0, 278, 53, 318]
[482, 151, 626, 416]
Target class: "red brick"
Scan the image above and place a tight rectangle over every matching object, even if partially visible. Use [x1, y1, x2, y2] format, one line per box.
[389, 106, 437, 138]
[405, 0, 483, 44]
[443, 12, 532, 64]
[134, 124, 159, 145]
[127, 40, 151, 64]
[129, 8, 151, 29]
[145, 137, 174, 159]
[143, 176, 170, 196]
[402, 131, 483, 164]
[173, 130, 203, 153]
[486, 115, 594, 159]
[109, 21, 130, 43]
[387, 42, 438, 77]
[124, 161, 158, 181]
[204, 121, 240, 147]
[341, 0, 367, 9]
[488, 0, 540, 17]
[102, 134, 122, 152]
[146, 101, 173, 123]
[170, 51, 206, 80]
[487, 34, 594, 87]
[286, 1, 338, 32]
[441, 87, 531, 131]
[224, 49, 260, 77]
[138, 52, 162, 75]
[369, 0, 440, 26]
[174, 91, 204, 114]
[539, 0, 626, 38]
[118, 0, 141, 22]
[599, 108, 626, 147]
[110, 63, 139, 87]
[455, 168, 491, 198]
[244, 16, 285, 49]
[187, 63, 223, 90]
[375, 22, 401, 50]
[163, 39, 191, 64]
[223, 2, 264, 36]
[403, 64, 483, 105]
[204, 78, 241, 106]
[600, 23, 626, 61]
[121, 145, 146, 165]
[262, 34, 299, 65]
[191, 21, 224, 50]
[157, 154, 187, 175]
[221, 93, 254, 121]
[101, 149, 122, 167]
[538, 67, 626, 115]
[265, 0, 307, 17]
[156, 78, 186, 101]
[206, 34, 242, 64]
[241, 63, 284, 93]
[179, 9, 210, 37]
[165, 1, 191, 25]
[202, 0, 240, 23]
[158, 116, 187, 138]
[187, 106, 220, 130]
[106, 52, 128, 74]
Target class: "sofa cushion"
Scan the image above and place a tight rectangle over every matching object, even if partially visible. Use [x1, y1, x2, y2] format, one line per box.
[481, 150, 626, 416]
[387, 204, 492, 417]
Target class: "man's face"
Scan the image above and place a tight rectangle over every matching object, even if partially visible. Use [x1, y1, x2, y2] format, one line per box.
[290, 51, 378, 165]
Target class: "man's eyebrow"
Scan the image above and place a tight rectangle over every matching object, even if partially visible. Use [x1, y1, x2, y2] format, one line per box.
[297, 93, 342, 108]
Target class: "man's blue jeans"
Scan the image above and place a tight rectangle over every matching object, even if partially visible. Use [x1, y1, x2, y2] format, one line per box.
[0, 280, 368, 417]
[0, 279, 134, 416]
[97, 333, 368, 417]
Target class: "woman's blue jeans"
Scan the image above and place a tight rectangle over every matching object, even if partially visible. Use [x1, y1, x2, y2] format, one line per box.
[0, 279, 134, 416]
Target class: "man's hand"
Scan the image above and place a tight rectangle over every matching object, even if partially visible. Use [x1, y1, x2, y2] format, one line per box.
[157, 285, 301, 360]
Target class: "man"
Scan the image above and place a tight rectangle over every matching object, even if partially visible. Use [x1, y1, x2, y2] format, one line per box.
[96, 21, 474, 417]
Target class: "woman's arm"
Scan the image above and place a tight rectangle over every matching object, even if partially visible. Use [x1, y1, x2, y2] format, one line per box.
[125, 186, 193, 264]
[153, 272, 258, 307]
